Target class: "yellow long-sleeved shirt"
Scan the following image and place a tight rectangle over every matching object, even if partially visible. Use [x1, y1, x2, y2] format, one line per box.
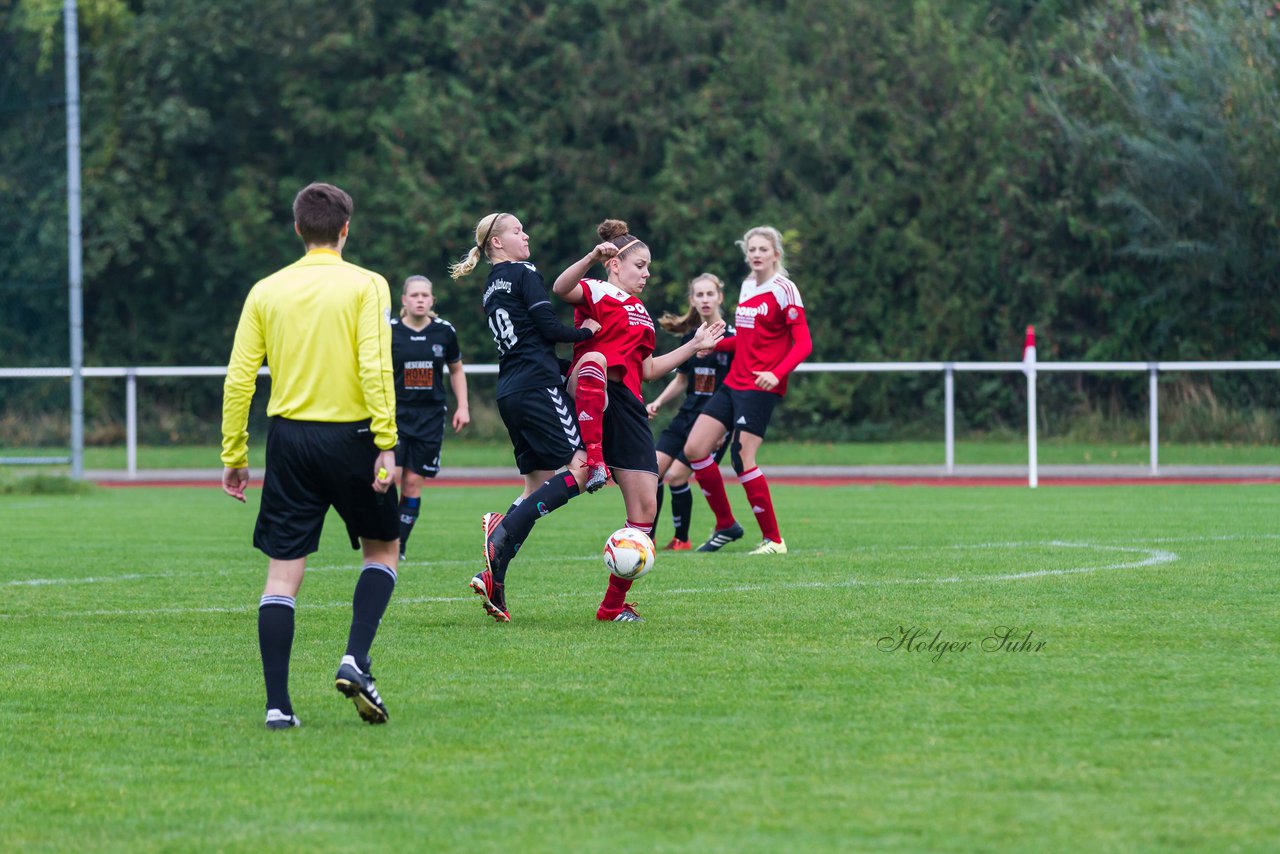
[221, 249, 397, 469]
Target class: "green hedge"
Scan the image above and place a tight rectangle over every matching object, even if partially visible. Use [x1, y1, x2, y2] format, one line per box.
[3, 0, 1278, 440]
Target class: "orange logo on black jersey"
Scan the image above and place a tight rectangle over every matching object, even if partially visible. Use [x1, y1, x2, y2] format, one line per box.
[405, 360, 434, 389]
[693, 367, 716, 395]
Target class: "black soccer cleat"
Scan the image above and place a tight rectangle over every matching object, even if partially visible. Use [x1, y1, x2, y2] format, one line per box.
[696, 521, 745, 552]
[335, 656, 388, 724]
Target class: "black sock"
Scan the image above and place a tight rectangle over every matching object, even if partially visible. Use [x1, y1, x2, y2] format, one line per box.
[506, 496, 524, 515]
[496, 473, 579, 584]
[654, 482, 665, 534]
[345, 563, 397, 671]
[670, 483, 693, 542]
[398, 496, 421, 552]
[258, 595, 295, 714]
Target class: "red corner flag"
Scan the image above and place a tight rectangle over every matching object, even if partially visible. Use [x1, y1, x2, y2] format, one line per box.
[1022, 325, 1036, 365]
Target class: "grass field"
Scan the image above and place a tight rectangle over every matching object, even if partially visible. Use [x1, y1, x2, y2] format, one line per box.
[2, 481, 1277, 851]
[7, 438, 1280, 470]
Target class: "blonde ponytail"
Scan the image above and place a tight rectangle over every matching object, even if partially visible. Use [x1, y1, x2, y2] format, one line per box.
[450, 212, 509, 279]
[448, 246, 483, 280]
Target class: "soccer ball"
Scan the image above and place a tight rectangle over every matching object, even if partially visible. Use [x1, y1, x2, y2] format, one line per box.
[603, 528, 656, 580]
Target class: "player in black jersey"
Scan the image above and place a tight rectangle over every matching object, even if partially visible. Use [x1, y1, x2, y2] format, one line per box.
[449, 213, 600, 621]
[391, 275, 469, 561]
[646, 274, 735, 550]
[450, 212, 600, 494]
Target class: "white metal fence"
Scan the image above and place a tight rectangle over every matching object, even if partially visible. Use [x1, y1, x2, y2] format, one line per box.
[4, 360, 1280, 485]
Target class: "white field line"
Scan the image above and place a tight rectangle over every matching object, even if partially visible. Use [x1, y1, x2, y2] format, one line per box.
[0, 558, 588, 588]
[0, 538, 1190, 620]
[10, 531, 1268, 589]
[0, 595, 477, 619]
[664, 541, 1180, 591]
[5, 573, 149, 587]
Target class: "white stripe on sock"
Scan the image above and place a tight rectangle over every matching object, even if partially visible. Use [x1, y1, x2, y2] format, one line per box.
[363, 562, 397, 583]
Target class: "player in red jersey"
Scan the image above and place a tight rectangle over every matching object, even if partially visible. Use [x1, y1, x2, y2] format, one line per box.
[682, 225, 812, 555]
[475, 219, 723, 623]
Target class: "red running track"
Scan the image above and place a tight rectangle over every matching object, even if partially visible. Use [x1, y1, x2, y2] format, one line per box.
[97, 475, 1280, 489]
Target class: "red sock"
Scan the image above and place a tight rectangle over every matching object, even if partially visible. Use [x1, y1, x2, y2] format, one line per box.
[739, 467, 781, 542]
[600, 574, 633, 611]
[576, 363, 607, 455]
[690, 455, 736, 530]
[599, 519, 649, 613]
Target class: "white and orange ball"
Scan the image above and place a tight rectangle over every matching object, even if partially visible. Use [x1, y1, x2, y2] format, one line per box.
[602, 528, 656, 580]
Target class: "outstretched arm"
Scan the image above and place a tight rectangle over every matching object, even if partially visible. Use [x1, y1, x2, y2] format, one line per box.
[697, 334, 736, 359]
[523, 273, 596, 342]
[529, 301, 597, 343]
[552, 243, 618, 304]
[644, 321, 726, 380]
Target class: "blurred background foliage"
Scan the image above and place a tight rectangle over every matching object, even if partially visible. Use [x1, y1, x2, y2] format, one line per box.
[3, 0, 1279, 443]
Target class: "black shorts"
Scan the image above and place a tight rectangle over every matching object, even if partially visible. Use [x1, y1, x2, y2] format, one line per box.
[254, 418, 400, 560]
[655, 406, 729, 466]
[699, 385, 782, 439]
[498, 385, 582, 474]
[396, 411, 445, 478]
[602, 381, 659, 476]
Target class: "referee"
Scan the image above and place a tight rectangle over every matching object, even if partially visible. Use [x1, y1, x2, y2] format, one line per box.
[221, 182, 400, 730]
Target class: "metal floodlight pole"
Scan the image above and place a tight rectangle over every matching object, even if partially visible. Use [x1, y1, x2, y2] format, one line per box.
[65, 0, 85, 480]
